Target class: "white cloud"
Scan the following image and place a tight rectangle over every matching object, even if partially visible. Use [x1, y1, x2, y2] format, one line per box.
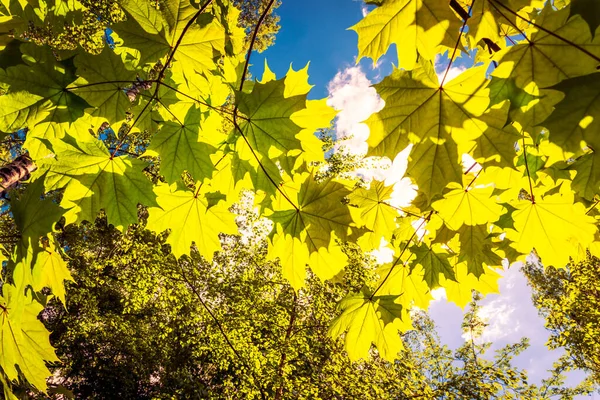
[434, 54, 467, 84]
[327, 66, 384, 156]
[361, 4, 369, 17]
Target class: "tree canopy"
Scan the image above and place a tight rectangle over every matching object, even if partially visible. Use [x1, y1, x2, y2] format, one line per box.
[0, 0, 599, 396]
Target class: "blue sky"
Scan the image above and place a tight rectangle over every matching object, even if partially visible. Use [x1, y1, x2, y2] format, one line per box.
[249, 0, 390, 98]
[250, 1, 595, 396]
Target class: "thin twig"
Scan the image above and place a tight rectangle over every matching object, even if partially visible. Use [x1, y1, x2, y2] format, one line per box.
[441, 0, 475, 86]
[178, 263, 267, 399]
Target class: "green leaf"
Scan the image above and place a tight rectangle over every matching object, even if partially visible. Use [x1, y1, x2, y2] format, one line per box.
[492, 5, 600, 89]
[348, 180, 398, 249]
[268, 171, 361, 288]
[40, 135, 157, 230]
[542, 72, 600, 154]
[0, 43, 87, 126]
[457, 224, 503, 277]
[516, 150, 545, 179]
[0, 285, 59, 392]
[11, 176, 63, 248]
[461, 102, 519, 168]
[71, 46, 140, 125]
[115, 0, 226, 73]
[350, 0, 462, 70]
[148, 106, 216, 183]
[32, 239, 73, 306]
[409, 243, 456, 289]
[147, 183, 238, 260]
[235, 77, 306, 158]
[488, 77, 538, 112]
[366, 60, 489, 201]
[328, 289, 408, 362]
[570, 0, 600, 37]
[568, 153, 600, 200]
[0, 91, 52, 133]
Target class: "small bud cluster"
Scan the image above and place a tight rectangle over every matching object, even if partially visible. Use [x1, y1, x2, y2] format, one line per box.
[124, 78, 153, 102]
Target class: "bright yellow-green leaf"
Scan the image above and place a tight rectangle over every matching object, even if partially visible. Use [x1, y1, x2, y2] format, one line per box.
[492, 5, 600, 89]
[71, 46, 140, 125]
[506, 192, 597, 267]
[0, 285, 58, 392]
[40, 135, 157, 230]
[267, 171, 362, 288]
[148, 106, 216, 183]
[432, 182, 504, 229]
[31, 239, 73, 306]
[409, 242, 456, 289]
[351, 0, 462, 69]
[376, 258, 434, 310]
[543, 73, 600, 154]
[348, 180, 398, 249]
[440, 262, 501, 309]
[115, 0, 226, 73]
[366, 60, 489, 201]
[456, 224, 503, 277]
[0, 91, 52, 133]
[329, 289, 411, 362]
[235, 77, 306, 157]
[147, 183, 238, 260]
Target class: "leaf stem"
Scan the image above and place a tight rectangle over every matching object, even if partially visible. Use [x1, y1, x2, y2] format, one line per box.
[370, 211, 433, 299]
[489, 0, 600, 63]
[157, 81, 239, 117]
[111, 0, 215, 156]
[441, 0, 475, 87]
[521, 136, 535, 204]
[229, 0, 299, 211]
[465, 168, 483, 190]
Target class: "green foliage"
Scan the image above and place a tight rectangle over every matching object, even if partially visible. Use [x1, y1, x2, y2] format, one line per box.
[11, 217, 594, 398]
[524, 255, 600, 385]
[0, 0, 599, 393]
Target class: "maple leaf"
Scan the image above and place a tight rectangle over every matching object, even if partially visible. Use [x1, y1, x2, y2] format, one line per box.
[267, 171, 362, 289]
[409, 242, 456, 289]
[0, 91, 52, 134]
[328, 289, 411, 362]
[568, 153, 600, 201]
[235, 76, 306, 158]
[115, 0, 226, 73]
[492, 5, 600, 90]
[147, 183, 238, 260]
[440, 262, 501, 308]
[460, 102, 519, 168]
[40, 135, 157, 230]
[459, 0, 541, 46]
[375, 253, 434, 310]
[543, 72, 600, 154]
[10, 176, 63, 249]
[0, 285, 59, 392]
[147, 106, 216, 183]
[432, 182, 504, 230]
[367, 60, 489, 201]
[0, 44, 88, 153]
[31, 239, 73, 306]
[569, 0, 600, 38]
[348, 180, 399, 249]
[71, 46, 141, 125]
[351, 0, 462, 70]
[456, 224, 503, 277]
[506, 192, 597, 267]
